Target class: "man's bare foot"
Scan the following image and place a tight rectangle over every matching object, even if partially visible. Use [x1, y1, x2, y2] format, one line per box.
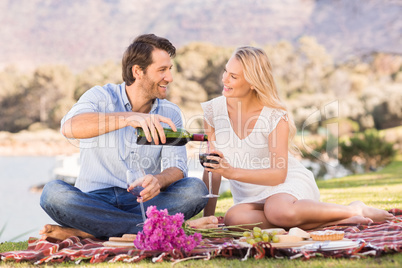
[186, 216, 219, 229]
[349, 201, 396, 222]
[39, 224, 95, 241]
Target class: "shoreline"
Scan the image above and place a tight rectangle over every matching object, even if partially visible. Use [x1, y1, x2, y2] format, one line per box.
[0, 129, 79, 156]
[0, 129, 201, 157]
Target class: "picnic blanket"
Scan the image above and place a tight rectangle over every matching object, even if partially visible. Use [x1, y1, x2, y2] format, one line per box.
[1, 209, 401, 265]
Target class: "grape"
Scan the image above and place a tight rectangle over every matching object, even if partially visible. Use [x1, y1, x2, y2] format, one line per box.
[243, 231, 252, 237]
[262, 233, 270, 242]
[271, 235, 280, 243]
[253, 227, 262, 233]
[253, 231, 262, 238]
[243, 227, 278, 245]
[247, 238, 256, 245]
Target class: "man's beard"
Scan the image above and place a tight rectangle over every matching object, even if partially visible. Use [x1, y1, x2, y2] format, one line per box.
[142, 76, 166, 100]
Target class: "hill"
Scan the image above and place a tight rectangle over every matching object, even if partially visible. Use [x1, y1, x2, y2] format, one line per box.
[0, 0, 401, 72]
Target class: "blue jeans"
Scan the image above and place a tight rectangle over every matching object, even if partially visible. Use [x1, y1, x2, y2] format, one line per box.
[40, 177, 208, 239]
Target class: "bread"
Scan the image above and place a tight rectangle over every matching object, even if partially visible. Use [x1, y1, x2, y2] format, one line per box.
[288, 227, 310, 239]
[310, 230, 345, 241]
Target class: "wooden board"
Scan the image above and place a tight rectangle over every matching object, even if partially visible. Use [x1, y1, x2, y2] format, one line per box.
[103, 233, 137, 247]
[103, 241, 136, 248]
[272, 238, 353, 249]
[109, 236, 136, 242]
[270, 239, 317, 248]
[235, 238, 352, 249]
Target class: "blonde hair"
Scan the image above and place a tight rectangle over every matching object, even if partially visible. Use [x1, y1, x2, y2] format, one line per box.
[234, 46, 299, 154]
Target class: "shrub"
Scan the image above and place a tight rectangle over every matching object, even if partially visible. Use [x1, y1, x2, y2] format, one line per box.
[340, 129, 396, 172]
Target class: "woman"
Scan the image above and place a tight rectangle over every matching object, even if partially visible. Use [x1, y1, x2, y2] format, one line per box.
[200, 46, 394, 230]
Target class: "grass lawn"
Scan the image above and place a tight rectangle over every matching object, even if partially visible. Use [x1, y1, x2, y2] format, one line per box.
[1, 156, 401, 267]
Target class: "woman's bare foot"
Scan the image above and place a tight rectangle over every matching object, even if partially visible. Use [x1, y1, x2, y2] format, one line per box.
[349, 201, 395, 222]
[315, 215, 372, 228]
[39, 224, 95, 241]
[334, 215, 373, 225]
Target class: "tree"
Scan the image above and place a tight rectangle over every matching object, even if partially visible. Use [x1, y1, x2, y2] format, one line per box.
[26, 65, 76, 128]
[75, 60, 122, 99]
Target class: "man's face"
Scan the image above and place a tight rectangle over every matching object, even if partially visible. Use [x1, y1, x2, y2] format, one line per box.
[140, 48, 173, 100]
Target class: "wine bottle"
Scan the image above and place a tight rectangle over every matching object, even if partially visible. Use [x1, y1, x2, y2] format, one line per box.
[136, 127, 208, 146]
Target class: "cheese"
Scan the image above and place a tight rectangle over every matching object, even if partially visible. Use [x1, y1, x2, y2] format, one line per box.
[288, 227, 310, 239]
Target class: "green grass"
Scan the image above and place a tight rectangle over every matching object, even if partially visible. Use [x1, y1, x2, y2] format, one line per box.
[316, 155, 402, 209]
[1, 156, 401, 267]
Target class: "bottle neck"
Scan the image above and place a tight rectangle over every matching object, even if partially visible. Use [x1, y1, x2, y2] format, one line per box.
[192, 134, 207, 141]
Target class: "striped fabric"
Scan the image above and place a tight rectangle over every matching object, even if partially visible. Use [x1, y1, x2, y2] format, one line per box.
[1, 210, 401, 264]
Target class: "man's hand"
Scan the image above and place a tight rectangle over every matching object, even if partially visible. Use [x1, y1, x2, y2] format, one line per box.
[125, 113, 177, 145]
[139, 174, 161, 202]
[127, 174, 161, 202]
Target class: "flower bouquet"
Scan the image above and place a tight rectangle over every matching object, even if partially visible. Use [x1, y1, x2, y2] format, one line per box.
[134, 206, 262, 253]
[134, 206, 202, 252]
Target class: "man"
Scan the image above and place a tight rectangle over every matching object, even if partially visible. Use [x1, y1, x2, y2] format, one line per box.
[40, 34, 209, 241]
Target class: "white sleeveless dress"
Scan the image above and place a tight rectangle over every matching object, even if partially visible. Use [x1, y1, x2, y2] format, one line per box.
[201, 96, 320, 205]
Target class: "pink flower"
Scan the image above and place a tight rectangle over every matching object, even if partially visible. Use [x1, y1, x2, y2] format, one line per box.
[171, 213, 184, 227]
[134, 207, 201, 252]
[183, 236, 196, 252]
[164, 223, 179, 236]
[193, 233, 202, 243]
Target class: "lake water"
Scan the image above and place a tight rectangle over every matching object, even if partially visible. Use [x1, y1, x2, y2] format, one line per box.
[0, 156, 57, 242]
[0, 155, 222, 242]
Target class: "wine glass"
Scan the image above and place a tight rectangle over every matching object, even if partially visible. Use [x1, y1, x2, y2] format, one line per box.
[127, 151, 147, 227]
[199, 142, 220, 198]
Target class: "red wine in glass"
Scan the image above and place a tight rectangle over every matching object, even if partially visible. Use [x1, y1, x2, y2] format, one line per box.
[199, 153, 220, 167]
[129, 186, 145, 197]
[199, 142, 220, 198]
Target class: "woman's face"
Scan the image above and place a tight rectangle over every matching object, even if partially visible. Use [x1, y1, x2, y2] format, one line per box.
[221, 56, 253, 98]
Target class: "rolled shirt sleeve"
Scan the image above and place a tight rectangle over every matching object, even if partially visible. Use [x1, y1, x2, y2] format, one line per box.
[61, 82, 189, 192]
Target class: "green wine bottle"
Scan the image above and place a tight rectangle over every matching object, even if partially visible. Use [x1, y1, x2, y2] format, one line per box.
[136, 127, 208, 146]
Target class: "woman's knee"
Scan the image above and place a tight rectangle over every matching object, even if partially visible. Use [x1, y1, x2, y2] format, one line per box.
[224, 207, 239, 226]
[265, 206, 298, 227]
[224, 205, 252, 226]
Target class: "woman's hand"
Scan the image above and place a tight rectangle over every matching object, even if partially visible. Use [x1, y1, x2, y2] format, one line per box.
[203, 150, 233, 178]
[185, 216, 219, 229]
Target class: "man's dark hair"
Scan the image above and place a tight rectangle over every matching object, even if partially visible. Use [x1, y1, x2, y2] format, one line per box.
[122, 34, 176, 86]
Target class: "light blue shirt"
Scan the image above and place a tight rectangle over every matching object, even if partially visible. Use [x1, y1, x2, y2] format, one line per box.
[61, 82, 188, 192]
